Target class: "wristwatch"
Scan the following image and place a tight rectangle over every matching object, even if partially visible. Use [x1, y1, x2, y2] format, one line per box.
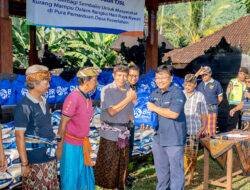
[55, 136, 62, 142]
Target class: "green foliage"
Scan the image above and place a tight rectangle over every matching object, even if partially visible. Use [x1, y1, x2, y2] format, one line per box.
[65, 32, 117, 69]
[158, 0, 248, 48]
[12, 17, 29, 68]
[11, 17, 117, 69]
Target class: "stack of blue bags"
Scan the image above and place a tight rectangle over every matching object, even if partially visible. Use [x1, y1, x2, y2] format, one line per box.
[0, 122, 21, 189]
[0, 70, 184, 188]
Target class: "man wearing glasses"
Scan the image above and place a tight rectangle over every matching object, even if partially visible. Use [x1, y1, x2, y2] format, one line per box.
[147, 65, 186, 190]
[195, 66, 223, 136]
[126, 63, 140, 186]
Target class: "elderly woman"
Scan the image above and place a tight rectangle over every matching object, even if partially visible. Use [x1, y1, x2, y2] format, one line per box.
[56, 67, 100, 190]
[14, 65, 59, 189]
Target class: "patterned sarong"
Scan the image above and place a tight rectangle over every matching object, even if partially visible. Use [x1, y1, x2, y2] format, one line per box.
[95, 137, 129, 190]
[206, 113, 217, 136]
[22, 160, 59, 190]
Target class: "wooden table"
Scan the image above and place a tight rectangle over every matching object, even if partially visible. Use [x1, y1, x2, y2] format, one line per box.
[201, 131, 250, 190]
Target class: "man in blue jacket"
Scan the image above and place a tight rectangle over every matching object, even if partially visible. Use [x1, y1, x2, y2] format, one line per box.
[147, 65, 186, 190]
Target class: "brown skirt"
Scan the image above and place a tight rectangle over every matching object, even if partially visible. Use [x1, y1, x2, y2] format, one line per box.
[22, 160, 59, 190]
[94, 137, 129, 190]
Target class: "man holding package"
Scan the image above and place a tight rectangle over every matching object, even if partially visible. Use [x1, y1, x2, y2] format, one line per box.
[147, 65, 186, 190]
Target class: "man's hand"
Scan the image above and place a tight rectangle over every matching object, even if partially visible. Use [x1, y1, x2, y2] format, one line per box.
[126, 89, 137, 102]
[56, 146, 63, 160]
[0, 154, 7, 172]
[195, 67, 205, 77]
[21, 165, 31, 177]
[147, 102, 157, 112]
[229, 109, 236, 117]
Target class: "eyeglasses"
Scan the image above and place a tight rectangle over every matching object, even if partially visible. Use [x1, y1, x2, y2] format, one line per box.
[128, 74, 139, 78]
[155, 77, 171, 82]
[202, 74, 209, 76]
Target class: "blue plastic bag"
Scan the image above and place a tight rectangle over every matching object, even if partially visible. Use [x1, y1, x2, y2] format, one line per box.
[0, 79, 15, 105]
[69, 76, 79, 93]
[90, 84, 104, 101]
[133, 93, 158, 129]
[97, 71, 113, 85]
[50, 76, 69, 103]
[12, 75, 28, 104]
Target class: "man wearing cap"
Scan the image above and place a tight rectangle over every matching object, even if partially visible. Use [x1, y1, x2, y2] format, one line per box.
[226, 67, 249, 131]
[56, 67, 100, 190]
[183, 74, 208, 184]
[14, 65, 59, 189]
[196, 66, 223, 136]
[147, 65, 186, 190]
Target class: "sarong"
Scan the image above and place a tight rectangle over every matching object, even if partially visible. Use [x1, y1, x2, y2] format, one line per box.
[206, 113, 217, 136]
[60, 142, 95, 190]
[94, 137, 129, 190]
[22, 160, 59, 190]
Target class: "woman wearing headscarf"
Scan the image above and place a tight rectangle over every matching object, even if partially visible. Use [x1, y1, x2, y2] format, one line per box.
[14, 65, 59, 189]
[56, 67, 100, 190]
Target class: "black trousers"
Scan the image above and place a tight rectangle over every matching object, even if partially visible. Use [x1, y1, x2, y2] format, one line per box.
[227, 104, 242, 132]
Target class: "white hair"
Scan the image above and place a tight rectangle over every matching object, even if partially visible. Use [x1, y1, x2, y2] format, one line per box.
[25, 65, 49, 75]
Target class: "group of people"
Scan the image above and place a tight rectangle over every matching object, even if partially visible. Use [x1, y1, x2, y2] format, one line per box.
[0, 63, 249, 190]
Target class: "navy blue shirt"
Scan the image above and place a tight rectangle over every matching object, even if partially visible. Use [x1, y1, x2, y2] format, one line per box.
[150, 83, 186, 146]
[197, 79, 223, 113]
[14, 95, 55, 164]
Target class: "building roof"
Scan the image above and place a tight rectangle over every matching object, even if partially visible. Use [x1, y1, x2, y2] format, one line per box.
[163, 15, 250, 65]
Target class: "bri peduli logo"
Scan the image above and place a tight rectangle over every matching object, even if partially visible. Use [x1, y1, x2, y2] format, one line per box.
[21, 88, 28, 96]
[0, 89, 11, 99]
[56, 86, 68, 96]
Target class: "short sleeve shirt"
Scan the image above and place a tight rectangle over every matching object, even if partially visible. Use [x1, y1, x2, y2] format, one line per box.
[62, 89, 93, 146]
[100, 82, 133, 141]
[14, 94, 55, 164]
[184, 90, 208, 135]
[197, 79, 223, 106]
[150, 84, 186, 146]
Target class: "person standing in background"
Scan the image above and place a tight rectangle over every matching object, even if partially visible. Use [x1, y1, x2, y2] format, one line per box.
[126, 63, 140, 186]
[230, 74, 250, 131]
[227, 67, 248, 131]
[183, 74, 208, 184]
[56, 67, 100, 190]
[196, 66, 223, 136]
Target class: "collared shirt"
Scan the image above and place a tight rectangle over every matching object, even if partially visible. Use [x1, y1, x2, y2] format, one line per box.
[150, 83, 186, 146]
[100, 82, 133, 141]
[184, 90, 208, 135]
[14, 93, 55, 164]
[62, 89, 93, 146]
[197, 78, 223, 113]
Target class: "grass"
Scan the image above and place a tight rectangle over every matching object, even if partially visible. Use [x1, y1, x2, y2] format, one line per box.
[128, 153, 250, 190]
